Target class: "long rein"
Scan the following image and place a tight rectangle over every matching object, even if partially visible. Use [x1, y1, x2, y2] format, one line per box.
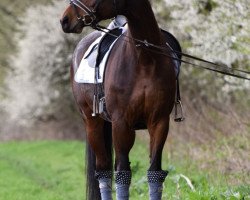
[69, 0, 250, 81]
[94, 25, 250, 81]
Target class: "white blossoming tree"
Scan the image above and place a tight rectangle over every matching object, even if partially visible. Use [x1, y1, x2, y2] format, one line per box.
[164, 0, 249, 66]
[2, 1, 84, 125]
[159, 0, 250, 109]
[1, 0, 249, 131]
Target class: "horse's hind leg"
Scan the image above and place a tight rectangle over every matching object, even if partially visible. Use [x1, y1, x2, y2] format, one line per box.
[112, 120, 135, 200]
[147, 117, 170, 200]
[85, 117, 113, 200]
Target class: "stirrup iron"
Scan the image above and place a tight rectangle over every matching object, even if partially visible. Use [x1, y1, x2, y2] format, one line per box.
[174, 100, 185, 122]
[92, 94, 99, 116]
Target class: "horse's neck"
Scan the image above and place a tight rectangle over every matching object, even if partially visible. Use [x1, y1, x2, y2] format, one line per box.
[125, 0, 161, 45]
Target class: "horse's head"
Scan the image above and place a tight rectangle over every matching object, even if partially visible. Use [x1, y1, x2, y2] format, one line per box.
[60, 0, 124, 33]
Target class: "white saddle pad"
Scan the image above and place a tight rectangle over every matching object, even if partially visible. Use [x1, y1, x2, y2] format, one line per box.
[74, 28, 126, 83]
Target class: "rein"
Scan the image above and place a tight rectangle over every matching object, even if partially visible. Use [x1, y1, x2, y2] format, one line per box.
[68, 0, 250, 81]
[94, 25, 250, 81]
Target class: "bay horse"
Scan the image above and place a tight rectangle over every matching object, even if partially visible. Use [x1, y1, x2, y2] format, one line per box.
[60, 0, 176, 199]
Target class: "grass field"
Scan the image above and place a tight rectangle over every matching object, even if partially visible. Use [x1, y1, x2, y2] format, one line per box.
[0, 139, 249, 200]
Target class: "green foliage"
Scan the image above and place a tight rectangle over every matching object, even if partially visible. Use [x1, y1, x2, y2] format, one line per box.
[197, 0, 218, 15]
[0, 139, 249, 200]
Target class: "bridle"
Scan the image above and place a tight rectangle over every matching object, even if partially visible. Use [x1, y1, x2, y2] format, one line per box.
[69, 0, 99, 27]
[69, 0, 119, 27]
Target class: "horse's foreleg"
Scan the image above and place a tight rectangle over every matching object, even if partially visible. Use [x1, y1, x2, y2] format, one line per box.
[85, 118, 112, 200]
[147, 117, 170, 200]
[112, 120, 135, 200]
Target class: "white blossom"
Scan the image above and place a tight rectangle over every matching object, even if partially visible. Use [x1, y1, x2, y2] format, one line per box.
[162, 0, 249, 98]
[2, 1, 80, 125]
[164, 0, 250, 66]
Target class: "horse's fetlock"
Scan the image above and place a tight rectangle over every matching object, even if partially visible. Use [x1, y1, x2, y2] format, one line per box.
[114, 171, 132, 200]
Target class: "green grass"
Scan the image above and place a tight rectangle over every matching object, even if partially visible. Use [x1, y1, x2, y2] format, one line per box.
[0, 139, 249, 200]
[0, 141, 85, 200]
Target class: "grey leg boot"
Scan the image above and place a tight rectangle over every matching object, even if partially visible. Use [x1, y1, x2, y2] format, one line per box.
[147, 170, 168, 200]
[115, 171, 132, 200]
[95, 171, 113, 200]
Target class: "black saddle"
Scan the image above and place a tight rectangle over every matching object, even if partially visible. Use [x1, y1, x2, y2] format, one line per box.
[161, 29, 182, 60]
[96, 28, 123, 68]
[161, 29, 182, 77]
[96, 28, 182, 74]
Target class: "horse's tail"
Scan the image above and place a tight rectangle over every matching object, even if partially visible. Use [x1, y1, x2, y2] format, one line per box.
[86, 120, 113, 200]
